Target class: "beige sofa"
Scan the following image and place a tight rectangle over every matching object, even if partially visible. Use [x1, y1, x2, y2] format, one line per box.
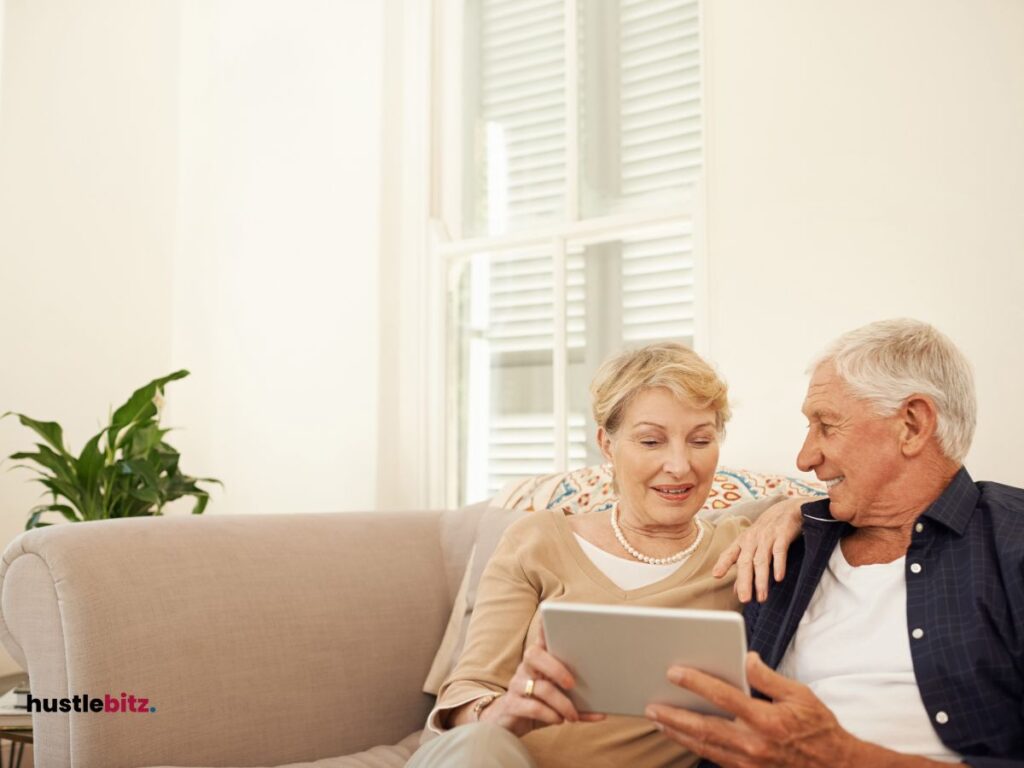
[0, 465, 821, 768]
[0, 508, 487, 768]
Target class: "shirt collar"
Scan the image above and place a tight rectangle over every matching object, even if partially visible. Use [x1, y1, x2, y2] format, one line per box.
[920, 465, 978, 536]
[800, 498, 839, 524]
[798, 465, 978, 536]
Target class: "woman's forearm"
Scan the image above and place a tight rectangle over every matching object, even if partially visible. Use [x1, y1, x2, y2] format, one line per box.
[445, 700, 479, 728]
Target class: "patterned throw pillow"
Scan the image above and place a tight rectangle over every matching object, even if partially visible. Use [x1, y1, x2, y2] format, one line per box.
[493, 463, 825, 515]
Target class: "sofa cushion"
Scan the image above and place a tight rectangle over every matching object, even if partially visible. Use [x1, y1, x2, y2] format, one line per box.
[422, 505, 525, 695]
[143, 730, 421, 768]
[422, 464, 824, 695]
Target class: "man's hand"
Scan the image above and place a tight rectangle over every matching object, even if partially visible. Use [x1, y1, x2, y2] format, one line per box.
[645, 651, 860, 768]
[645, 653, 950, 768]
[713, 497, 805, 603]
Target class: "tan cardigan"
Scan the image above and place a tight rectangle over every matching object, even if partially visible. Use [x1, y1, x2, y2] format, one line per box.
[434, 508, 750, 768]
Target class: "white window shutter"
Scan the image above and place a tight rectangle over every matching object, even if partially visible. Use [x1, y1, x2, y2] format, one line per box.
[488, 251, 586, 354]
[621, 232, 695, 343]
[620, 0, 701, 200]
[479, 0, 567, 231]
[463, 0, 702, 501]
[487, 412, 588, 496]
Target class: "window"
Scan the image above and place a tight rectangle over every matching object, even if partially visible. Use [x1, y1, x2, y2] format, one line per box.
[433, 0, 704, 505]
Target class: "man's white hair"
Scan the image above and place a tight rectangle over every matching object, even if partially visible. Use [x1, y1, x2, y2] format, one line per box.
[811, 318, 976, 463]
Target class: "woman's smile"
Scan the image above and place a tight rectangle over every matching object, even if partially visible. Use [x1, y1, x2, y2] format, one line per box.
[650, 483, 696, 503]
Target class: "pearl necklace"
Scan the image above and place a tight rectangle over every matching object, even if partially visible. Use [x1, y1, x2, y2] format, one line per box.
[610, 506, 705, 566]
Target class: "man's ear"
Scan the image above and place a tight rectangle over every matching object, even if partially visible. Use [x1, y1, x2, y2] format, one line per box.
[597, 426, 614, 463]
[900, 395, 939, 458]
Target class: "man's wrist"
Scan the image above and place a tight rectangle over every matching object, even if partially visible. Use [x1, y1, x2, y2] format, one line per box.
[847, 736, 952, 768]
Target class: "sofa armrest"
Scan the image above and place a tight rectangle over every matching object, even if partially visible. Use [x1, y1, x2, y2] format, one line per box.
[0, 511, 454, 768]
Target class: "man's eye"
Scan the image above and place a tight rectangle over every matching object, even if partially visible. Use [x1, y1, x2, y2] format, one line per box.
[819, 423, 833, 435]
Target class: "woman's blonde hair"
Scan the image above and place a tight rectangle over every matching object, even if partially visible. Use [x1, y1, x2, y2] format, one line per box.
[590, 341, 731, 434]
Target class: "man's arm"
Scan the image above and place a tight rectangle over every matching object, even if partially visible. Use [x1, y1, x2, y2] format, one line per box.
[646, 652, 990, 768]
[709, 496, 806, 603]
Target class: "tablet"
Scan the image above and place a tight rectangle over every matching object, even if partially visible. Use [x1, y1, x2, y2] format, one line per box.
[539, 602, 748, 719]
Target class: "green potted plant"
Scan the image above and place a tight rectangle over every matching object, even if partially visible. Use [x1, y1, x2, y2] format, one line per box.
[3, 370, 220, 529]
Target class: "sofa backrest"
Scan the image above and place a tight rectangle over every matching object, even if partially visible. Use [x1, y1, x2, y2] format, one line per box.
[0, 510, 461, 768]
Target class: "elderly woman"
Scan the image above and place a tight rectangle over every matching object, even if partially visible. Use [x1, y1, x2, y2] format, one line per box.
[407, 342, 802, 768]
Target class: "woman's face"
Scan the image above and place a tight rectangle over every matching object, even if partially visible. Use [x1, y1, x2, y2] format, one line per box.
[598, 386, 720, 528]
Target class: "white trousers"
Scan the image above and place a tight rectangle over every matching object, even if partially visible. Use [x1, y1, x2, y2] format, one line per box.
[406, 723, 537, 768]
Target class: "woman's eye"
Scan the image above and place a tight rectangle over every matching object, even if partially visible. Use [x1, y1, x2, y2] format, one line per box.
[639, 439, 660, 447]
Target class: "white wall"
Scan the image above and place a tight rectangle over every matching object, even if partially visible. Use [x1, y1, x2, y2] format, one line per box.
[0, 0, 385, 678]
[0, 0, 179, 676]
[704, 0, 1024, 486]
[0, 0, 5, 108]
[376, 0, 440, 512]
[169, 0, 383, 515]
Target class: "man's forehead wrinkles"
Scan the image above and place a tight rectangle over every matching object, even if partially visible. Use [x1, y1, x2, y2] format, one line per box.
[803, 386, 832, 409]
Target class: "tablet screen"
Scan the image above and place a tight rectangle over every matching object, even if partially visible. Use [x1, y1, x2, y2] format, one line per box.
[540, 602, 748, 718]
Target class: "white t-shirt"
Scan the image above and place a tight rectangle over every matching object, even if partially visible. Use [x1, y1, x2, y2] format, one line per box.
[777, 544, 961, 762]
[573, 533, 686, 590]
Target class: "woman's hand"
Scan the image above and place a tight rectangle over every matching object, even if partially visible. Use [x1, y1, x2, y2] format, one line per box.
[711, 497, 806, 603]
[481, 626, 606, 736]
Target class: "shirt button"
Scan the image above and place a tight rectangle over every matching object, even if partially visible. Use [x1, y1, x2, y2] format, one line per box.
[912, 628, 924, 639]
[915, 522, 924, 533]
[935, 711, 949, 725]
[910, 563, 922, 574]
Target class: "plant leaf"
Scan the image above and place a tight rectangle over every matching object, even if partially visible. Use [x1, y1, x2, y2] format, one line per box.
[191, 492, 210, 515]
[32, 503, 80, 523]
[110, 371, 189, 432]
[3, 414, 68, 456]
[123, 424, 165, 460]
[123, 459, 161, 489]
[24, 510, 54, 530]
[33, 476, 86, 514]
[11, 445, 78, 486]
[76, 432, 105, 490]
[25, 504, 80, 529]
[129, 488, 162, 507]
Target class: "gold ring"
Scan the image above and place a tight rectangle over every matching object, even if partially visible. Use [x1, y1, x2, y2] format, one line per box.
[523, 678, 535, 698]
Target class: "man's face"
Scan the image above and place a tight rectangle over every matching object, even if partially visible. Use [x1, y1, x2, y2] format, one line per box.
[797, 364, 905, 526]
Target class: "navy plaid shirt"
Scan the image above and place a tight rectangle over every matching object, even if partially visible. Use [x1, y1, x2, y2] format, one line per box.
[744, 467, 1024, 767]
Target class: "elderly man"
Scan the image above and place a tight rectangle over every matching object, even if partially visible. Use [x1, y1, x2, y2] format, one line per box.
[646, 319, 1024, 767]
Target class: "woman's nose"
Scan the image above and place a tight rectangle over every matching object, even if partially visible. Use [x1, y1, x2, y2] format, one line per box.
[663, 444, 692, 476]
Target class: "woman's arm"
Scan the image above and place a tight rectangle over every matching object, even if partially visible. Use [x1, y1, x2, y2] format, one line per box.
[434, 522, 540, 710]
[432, 518, 600, 736]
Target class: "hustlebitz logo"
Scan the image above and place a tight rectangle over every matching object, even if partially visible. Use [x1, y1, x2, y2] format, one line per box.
[27, 693, 156, 714]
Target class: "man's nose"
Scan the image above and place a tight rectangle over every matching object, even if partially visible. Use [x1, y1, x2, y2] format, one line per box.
[796, 431, 820, 473]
